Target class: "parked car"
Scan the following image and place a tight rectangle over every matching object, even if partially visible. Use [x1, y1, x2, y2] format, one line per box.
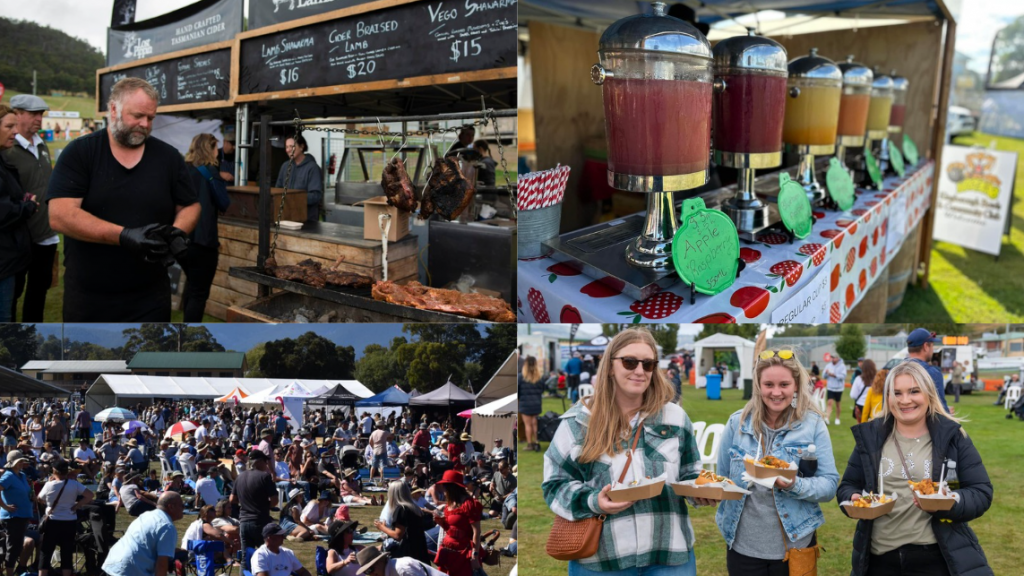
[947, 106, 977, 140]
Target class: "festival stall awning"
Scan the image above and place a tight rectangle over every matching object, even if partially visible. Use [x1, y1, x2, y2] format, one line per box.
[476, 351, 518, 406]
[408, 382, 476, 407]
[214, 386, 249, 403]
[0, 366, 73, 398]
[458, 393, 518, 418]
[354, 386, 410, 407]
[307, 382, 363, 406]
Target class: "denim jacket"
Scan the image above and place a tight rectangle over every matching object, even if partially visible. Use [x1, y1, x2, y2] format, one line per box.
[715, 409, 839, 547]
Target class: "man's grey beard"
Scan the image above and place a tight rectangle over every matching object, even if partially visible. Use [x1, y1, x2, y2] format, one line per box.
[110, 108, 150, 148]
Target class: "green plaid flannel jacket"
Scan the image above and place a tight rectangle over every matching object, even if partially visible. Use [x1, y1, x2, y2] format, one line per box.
[542, 401, 703, 570]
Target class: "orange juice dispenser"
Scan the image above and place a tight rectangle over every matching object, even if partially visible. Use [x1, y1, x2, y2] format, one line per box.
[862, 70, 894, 188]
[880, 71, 908, 173]
[590, 1, 712, 272]
[712, 31, 788, 235]
[835, 56, 873, 174]
[782, 49, 842, 204]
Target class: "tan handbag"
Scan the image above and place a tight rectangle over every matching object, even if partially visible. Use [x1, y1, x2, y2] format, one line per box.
[775, 498, 822, 576]
[545, 423, 644, 561]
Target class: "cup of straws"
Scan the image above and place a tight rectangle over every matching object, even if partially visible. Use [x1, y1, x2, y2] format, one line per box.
[517, 164, 570, 259]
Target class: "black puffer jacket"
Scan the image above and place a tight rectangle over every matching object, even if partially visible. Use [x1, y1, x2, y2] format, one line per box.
[0, 157, 34, 280]
[839, 415, 994, 576]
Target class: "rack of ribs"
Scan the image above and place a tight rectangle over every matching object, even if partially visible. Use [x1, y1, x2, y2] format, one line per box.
[371, 281, 515, 322]
[265, 258, 373, 290]
[381, 157, 417, 212]
[419, 157, 475, 221]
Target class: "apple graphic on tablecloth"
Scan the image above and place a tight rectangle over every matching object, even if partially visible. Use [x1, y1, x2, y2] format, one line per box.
[729, 286, 771, 319]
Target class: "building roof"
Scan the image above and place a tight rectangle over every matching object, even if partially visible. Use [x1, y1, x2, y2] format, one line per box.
[0, 366, 71, 397]
[976, 332, 1024, 342]
[21, 360, 129, 373]
[127, 352, 246, 370]
[88, 375, 372, 400]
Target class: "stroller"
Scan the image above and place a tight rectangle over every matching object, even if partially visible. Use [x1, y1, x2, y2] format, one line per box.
[73, 504, 118, 575]
[1009, 394, 1024, 420]
[339, 445, 365, 470]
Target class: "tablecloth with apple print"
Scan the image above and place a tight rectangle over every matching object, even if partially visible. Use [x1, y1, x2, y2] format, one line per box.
[517, 161, 934, 323]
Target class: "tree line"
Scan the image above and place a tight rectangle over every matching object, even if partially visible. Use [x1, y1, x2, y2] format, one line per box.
[0, 17, 105, 95]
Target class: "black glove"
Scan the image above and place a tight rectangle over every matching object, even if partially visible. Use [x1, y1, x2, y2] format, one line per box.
[149, 225, 190, 266]
[20, 201, 37, 219]
[120, 224, 170, 264]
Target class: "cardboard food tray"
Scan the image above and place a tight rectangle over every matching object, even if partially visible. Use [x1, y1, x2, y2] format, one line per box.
[841, 493, 898, 520]
[671, 480, 746, 501]
[915, 491, 956, 511]
[608, 480, 665, 502]
[744, 457, 798, 481]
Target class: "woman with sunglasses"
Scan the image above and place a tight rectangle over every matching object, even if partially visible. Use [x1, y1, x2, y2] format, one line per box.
[710, 349, 838, 575]
[542, 328, 703, 576]
[838, 361, 993, 576]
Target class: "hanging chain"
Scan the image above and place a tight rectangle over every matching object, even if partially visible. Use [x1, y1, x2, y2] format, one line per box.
[301, 117, 492, 138]
[268, 117, 301, 263]
[487, 108, 516, 219]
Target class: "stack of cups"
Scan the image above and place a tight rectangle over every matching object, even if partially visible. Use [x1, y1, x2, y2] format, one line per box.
[517, 165, 570, 259]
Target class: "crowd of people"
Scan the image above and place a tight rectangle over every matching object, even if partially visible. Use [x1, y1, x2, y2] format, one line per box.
[540, 327, 996, 576]
[0, 399, 517, 576]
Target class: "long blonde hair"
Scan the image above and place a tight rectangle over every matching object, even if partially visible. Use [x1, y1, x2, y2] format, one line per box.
[185, 133, 219, 167]
[579, 328, 674, 464]
[521, 356, 542, 383]
[740, 349, 824, 431]
[882, 361, 965, 424]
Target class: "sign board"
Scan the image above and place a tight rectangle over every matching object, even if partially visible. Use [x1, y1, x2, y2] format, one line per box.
[47, 111, 81, 119]
[771, 257, 830, 324]
[886, 189, 907, 257]
[672, 197, 740, 296]
[235, 0, 517, 101]
[932, 145, 1017, 256]
[106, 0, 242, 66]
[249, 0, 374, 31]
[97, 42, 234, 114]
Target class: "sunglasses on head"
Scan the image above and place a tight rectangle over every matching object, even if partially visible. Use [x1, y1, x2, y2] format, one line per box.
[614, 357, 657, 372]
[759, 350, 795, 361]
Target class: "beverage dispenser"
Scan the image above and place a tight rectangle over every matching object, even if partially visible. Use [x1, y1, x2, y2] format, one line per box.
[782, 49, 842, 203]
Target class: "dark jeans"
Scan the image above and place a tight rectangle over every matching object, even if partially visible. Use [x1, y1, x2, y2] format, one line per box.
[181, 244, 218, 322]
[11, 242, 57, 322]
[39, 518, 77, 572]
[3, 517, 29, 569]
[239, 520, 265, 570]
[726, 547, 788, 576]
[128, 500, 156, 517]
[868, 543, 948, 575]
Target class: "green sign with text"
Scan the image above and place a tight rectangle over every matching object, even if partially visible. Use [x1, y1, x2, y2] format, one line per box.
[672, 198, 740, 296]
[889, 140, 905, 177]
[903, 134, 919, 166]
[778, 173, 813, 239]
[865, 147, 883, 187]
[825, 157, 856, 211]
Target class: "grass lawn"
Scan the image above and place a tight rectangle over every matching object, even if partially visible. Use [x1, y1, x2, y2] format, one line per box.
[519, 390, 1021, 576]
[107, 461, 514, 576]
[889, 131, 1024, 322]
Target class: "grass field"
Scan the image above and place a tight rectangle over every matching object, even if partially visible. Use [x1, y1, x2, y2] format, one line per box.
[889, 131, 1024, 322]
[519, 390, 1022, 576]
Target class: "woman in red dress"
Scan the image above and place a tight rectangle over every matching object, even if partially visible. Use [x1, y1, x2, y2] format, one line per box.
[432, 471, 482, 576]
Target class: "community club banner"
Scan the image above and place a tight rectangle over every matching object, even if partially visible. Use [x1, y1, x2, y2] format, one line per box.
[106, 0, 242, 66]
[932, 144, 1017, 256]
[248, 0, 374, 31]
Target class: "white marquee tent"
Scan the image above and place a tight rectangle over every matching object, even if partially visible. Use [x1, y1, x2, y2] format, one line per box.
[473, 352, 519, 451]
[692, 333, 756, 390]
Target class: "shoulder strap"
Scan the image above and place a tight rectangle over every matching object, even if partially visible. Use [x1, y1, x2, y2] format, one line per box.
[891, 431, 911, 481]
[46, 479, 70, 519]
[617, 420, 644, 485]
[855, 380, 869, 402]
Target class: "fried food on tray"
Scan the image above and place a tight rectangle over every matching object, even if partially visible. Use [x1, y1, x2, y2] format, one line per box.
[755, 455, 790, 469]
[695, 469, 734, 486]
[852, 492, 892, 507]
[908, 478, 937, 495]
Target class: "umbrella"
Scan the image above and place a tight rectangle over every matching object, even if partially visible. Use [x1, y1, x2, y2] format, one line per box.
[165, 421, 199, 440]
[457, 408, 473, 418]
[94, 407, 137, 423]
[0, 406, 20, 417]
[123, 420, 151, 435]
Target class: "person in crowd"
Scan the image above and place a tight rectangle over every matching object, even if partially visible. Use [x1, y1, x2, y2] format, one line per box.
[102, 492, 184, 576]
[326, 519, 363, 576]
[374, 480, 431, 564]
[0, 103, 35, 321]
[861, 368, 890, 423]
[181, 504, 237, 559]
[489, 461, 516, 519]
[472, 140, 497, 186]
[432, 471, 482, 576]
[252, 522, 313, 576]
[355, 546, 448, 576]
[904, 328, 950, 412]
[73, 438, 100, 480]
[995, 373, 1021, 406]
[850, 359, 877, 423]
[278, 488, 316, 541]
[822, 355, 848, 426]
[211, 499, 241, 550]
[518, 356, 544, 453]
[143, 469, 161, 492]
[301, 490, 335, 536]
[543, 328, 704, 576]
[73, 407, 91, 443]
[275, 133, 323, 223]
[195, 467, 223, 507]
[0, 451, 35, 576]
[838, 361, 994, 576]
[48, 77, 199, 321]
[181, 133, 230, 321]
[711, 349, 838, 575]
[950, 360, 965, 403]
[218, 132, 236, 183]
[37, 461, 93, 576]
[119, 473, 159, 516]
[231, 448, 279, 570]
[3, 95, 57, 322]
[564, 352, 582, 403]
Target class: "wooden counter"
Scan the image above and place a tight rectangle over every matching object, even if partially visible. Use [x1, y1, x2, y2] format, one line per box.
[224, 186, 308, 223]
[205, 217, 418, 320]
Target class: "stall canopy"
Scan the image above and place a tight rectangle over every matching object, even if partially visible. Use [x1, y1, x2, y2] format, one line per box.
[460, 393, 518, 417]
[469, 392, 518, 453]
[85, 375, 372, 413]
[354, 386, 410, 407]
[0, 366, 72, 398]
[476, 351, 518, 406]
[574, 335, 610, 356]
[408, 382, 476, 407]
[240, 381, 328, 405]
[307, 382, 364, 406]
[214, 387, 249, 404]
[692, 333, 756, 390]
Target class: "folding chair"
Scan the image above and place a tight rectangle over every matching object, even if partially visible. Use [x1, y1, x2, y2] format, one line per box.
[241, 546, 258, 576]
[699, 423, 725, 473]
[315, 546, 329, 576]
[188, 540, 232, 576]
[690, 421, 707, 448]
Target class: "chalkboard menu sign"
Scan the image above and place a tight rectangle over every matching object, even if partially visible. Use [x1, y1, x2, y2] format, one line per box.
[237, 0, 516, 99]
[249, 0, 374, 31]
[98, 46, 233, 113]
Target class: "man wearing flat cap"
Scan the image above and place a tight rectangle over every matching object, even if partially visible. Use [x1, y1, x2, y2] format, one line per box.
[3, 94, 58, 321]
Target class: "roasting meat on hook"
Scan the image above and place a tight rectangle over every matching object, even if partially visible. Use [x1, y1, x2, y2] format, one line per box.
[419, 157, 475, 220]
[381, 157, 417, 212]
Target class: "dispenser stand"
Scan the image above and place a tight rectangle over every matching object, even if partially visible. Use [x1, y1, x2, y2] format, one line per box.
[721, 167, 770, 234]
[836, 135, 863, 180]
[625, 191, 678, 271]
[859, 134, 880, 189]
[792, 144, 833, 205]
[878, 136, 891, 174]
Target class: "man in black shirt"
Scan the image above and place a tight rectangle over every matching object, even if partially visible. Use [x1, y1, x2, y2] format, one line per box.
[48, 77, 199, 321]
[230, 448, 278, 570]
